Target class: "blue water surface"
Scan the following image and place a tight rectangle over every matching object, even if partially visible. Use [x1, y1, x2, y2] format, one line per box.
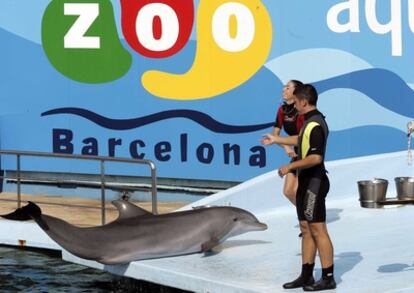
[0, 245, 189, 292]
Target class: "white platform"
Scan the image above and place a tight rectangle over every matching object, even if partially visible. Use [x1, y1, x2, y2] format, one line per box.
[1, 151, 414, 292]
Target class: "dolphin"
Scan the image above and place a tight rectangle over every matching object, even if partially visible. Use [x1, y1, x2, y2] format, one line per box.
[1, 201, 267, 265]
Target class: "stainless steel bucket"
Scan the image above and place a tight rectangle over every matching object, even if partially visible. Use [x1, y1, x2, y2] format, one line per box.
[395, 177, 414, 200]
[357, 179, 388, 208]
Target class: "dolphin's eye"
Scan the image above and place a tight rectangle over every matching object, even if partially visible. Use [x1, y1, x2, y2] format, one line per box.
[233, 217, 238, 221]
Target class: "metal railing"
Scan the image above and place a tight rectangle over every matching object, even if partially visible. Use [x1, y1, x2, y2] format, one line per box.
[0, 150, 158, 224]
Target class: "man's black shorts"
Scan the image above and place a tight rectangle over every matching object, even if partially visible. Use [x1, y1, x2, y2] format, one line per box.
[296, 175, 330, 222]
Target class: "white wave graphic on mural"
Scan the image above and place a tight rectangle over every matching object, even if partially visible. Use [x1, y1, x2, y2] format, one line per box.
[319, 88, 411, 132]
[0, 0, 50, 44]
[407, 83, 414, 91]
[265, 48, 372, 83]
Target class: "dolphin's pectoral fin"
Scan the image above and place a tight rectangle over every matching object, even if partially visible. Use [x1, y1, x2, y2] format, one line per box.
[97, 257, 130, 266]
[112, 200, 152, 221]
[201, 237, 219, 253]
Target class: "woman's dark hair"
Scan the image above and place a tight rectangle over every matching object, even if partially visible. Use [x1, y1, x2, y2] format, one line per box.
[289, 80, 303, 88]
[293, 84, 318, 106]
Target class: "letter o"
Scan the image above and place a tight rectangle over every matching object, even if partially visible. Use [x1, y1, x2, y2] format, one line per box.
[136, 3, 179, 52]
[196, 143, 214, 164]
[212, 2, 255, 52]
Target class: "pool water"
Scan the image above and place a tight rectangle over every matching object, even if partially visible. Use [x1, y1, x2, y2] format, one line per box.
[0, 246, 189, 292]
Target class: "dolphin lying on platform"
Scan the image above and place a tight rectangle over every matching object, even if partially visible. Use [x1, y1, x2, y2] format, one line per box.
[1, 201, 267, 265]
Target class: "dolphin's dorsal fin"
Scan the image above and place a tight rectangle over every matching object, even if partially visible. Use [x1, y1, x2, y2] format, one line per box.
[112, 200, 152, 220]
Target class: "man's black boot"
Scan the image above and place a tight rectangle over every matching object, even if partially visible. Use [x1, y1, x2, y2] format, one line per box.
[282, 263, 315, 289]
[303, 265, 336, 291]
[303, 277, 336, 291]
[283, 275, 315, 289]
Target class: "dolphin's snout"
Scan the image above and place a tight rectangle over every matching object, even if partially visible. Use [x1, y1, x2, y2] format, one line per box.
[249, 221, 267, 231]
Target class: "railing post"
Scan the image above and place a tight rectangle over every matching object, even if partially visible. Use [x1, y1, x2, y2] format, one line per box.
[150, 161, 158, 215]
[100, 160, 106, 225]
[16, 154, 21, 208]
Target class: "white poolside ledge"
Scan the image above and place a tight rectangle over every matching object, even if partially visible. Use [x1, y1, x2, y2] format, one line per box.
[1, 151, 414, 292]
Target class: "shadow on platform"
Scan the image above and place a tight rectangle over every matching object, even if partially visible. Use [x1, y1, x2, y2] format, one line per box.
[314, 251, 363, 285]
[378, 263, 414, 273]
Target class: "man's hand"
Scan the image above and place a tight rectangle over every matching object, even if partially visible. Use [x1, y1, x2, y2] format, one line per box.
[278, 164, 291, 177]
[261, 133, 278, 145]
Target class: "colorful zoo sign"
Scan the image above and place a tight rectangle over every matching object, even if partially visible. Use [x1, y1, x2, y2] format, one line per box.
[0, 0, 413, 181]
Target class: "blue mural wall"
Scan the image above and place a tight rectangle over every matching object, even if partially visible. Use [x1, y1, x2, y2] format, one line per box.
[0, 0, 412, 182]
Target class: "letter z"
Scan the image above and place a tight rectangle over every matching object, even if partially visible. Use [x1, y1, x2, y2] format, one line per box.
[64, 3, 100, 49]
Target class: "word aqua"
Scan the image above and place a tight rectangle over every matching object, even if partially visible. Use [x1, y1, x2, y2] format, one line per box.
[327, 0, 414, 56]
[42, 0, 272, 99]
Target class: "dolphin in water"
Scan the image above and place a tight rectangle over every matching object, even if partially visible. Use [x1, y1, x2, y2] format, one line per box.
[1, 201, 267, 264]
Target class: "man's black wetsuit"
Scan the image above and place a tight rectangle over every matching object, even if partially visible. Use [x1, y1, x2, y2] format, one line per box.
[296, 109, 329, 222]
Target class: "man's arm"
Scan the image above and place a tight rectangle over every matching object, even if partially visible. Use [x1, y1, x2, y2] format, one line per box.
[278, 125, 325, 177]
[261, 133, 298, 146]
[271, 128, 297, 157]
[278, 154, 322, 177]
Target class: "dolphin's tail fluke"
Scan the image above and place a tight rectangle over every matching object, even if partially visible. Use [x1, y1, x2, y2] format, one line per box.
[1, 201, 48, 230]
[1, 201, 41, 220]
[1, 204, 32, 221]
[1, 208, 31, 220]
[25, 201, 42, 219]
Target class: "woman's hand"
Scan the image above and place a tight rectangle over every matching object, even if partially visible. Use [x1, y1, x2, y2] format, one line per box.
[283, 145, 297, 158]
